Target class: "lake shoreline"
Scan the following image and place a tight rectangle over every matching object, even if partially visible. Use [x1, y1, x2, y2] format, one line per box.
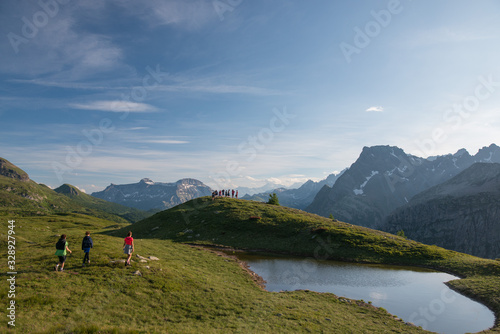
[188, 242, 499, 333]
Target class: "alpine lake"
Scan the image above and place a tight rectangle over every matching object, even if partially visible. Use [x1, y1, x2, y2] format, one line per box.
[233, 253, 496, 334]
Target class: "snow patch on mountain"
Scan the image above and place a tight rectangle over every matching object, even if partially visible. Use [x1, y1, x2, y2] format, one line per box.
[353, 171, 379, 195]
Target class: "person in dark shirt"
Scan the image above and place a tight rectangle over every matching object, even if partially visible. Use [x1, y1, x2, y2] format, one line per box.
[81, 231, 93, 267]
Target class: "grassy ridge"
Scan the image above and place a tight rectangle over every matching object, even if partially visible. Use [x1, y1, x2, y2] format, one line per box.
[0, 176, 148, 224]
[0, 213, 428, 333]
[0, 197, 498, 332]
[113, 197, 500, 331]
[116, 197, 464, 264]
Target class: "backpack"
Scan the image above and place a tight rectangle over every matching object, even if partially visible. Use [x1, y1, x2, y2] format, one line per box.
[56, 239, 66, 250]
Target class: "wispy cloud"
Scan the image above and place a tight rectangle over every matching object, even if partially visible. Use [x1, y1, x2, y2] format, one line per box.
[1, 15, 125, 77]
[154, 83, 281, 96]
[366, 106, 384, 112]
[114, 0, 217, 30]
[134, 139, 190, 145]
[69, 100, 158, 112]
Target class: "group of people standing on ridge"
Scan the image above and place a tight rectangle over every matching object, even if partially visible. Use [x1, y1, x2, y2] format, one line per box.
[212, 189, 238, 200]
[54, 231, 135, 271]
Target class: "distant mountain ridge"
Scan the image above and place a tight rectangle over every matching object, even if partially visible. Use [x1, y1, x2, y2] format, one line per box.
[55, 184, 150, 223]
[0, 158, 145, 223]
[236, 180, 294, 197]
[91, 178, 212, 211]
[306, 144, 500, 228]
[242, 171, 346, 209]
[382, 163, 500, 259]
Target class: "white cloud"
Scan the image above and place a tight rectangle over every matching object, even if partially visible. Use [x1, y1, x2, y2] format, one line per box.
[69, 100, 158, 112]
[366, 106, 384, 112]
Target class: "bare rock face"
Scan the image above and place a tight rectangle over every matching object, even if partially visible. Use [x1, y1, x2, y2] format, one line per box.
[92, 178, 212, 211]
[0, 158, 30, 182]
[383, 163, 500, 259]
[307, 144, 500, 229]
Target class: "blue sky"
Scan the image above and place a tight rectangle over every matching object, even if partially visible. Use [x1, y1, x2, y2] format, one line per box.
[1, 0, 500, 193]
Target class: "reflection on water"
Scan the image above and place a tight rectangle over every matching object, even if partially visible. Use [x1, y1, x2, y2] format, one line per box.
[237, 254, 495, 334]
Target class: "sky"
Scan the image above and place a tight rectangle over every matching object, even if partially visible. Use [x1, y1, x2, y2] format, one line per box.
[1, 0, 500, 193]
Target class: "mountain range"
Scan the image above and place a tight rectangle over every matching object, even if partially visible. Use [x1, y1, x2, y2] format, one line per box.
[2, 143, 499, 258]
[382, 162, 500, 259]
[306, 144, 500, 229]
[236, 180, 301, 197]
[91, 178, 212, 211]
[241, 171, 345, 209]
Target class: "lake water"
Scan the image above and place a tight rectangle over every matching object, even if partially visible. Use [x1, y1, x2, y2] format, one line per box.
[238, 254, 495, 334]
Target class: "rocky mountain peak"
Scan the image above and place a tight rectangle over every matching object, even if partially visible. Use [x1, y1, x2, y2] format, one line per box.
[0, 158, 30, 182]
[453, 148, 470, 158]
[306, 143, 500, 229]
[54, 184, 81, 196]
[140, 178, 155, 185]
[475, 143, 500, 162]
[92, 178, 212, 211]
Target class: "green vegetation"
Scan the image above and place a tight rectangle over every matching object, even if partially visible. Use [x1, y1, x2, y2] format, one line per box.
[118, 197, 459, 264]
[396, 230, 407, 239]
[0, 213, 425, 333]
[266, 193, 280, 206]
[0, 177, 148, 224]
[115, 197, 500, 331]
[329, 213, 338, 222]
[0, 196, 498, 333]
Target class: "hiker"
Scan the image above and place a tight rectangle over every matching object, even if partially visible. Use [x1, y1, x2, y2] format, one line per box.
[81, 231, 93, 267]
[232, 189, 235, 198]
[235, 190, 238, 199]
[123, 231, 134, 266]
[55, 234, 72, 272]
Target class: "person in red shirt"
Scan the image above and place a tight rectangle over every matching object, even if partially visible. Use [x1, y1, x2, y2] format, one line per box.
[123, 231, 134, 266]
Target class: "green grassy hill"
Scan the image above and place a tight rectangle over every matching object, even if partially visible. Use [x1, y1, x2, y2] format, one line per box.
[0, 196, 498, 333]
[0, 175, 129, 224]
[0, 213, 430, 333]
[0, 157, 149, 224]
[113, 197, 500, 330]
[114, 197, 465, 264]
